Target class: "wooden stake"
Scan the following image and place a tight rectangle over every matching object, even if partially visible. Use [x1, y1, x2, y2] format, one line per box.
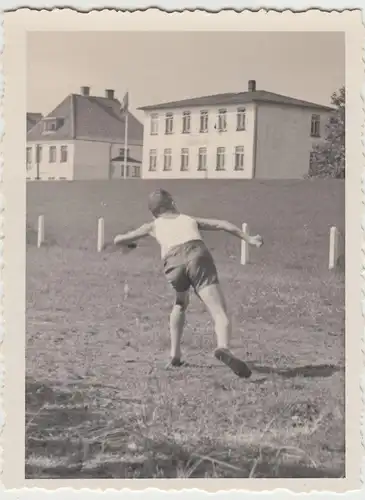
[97, 217, 105, 252]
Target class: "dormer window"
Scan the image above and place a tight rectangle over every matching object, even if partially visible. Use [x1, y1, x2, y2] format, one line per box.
[119, 148, 130, 158]
[42, 117, 63, 134]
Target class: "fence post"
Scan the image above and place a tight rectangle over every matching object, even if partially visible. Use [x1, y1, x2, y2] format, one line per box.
[37, 215, 44, 248]
[241, 223, 249, 265]
[329, 226, 340, 270]
[97, 217, 105, 252]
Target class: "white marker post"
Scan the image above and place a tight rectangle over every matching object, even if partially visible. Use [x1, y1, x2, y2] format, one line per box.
[97, 217, 105, 252]
[37, 215, 44, 248]
[241, 223, 249, 265]
[329, 226, 340, 270]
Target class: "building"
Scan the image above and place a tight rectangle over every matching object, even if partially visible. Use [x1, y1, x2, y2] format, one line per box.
[139, 80, 334, 180]
[26, 87, 143, 181]
[27, 112, 42, 132]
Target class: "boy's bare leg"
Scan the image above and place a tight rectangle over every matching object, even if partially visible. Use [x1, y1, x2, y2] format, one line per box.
[168, 291, 189, 366]
[198, 283, 230, 348]
[198, 283, 252, 378]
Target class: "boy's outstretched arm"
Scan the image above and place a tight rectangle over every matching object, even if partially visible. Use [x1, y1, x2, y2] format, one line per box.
[195, 217, 263, 247]
[114, 222, 154, 245]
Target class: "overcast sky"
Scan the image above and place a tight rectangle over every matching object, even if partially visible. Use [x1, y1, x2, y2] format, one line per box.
[27, 31, 344, 121]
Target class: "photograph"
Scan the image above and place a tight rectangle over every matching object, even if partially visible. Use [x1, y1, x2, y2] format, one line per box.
[24, 28, 346, 479]
[2, 8, 363, 492]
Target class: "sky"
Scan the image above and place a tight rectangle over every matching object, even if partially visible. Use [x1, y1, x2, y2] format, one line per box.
[27, 31, 345, 121]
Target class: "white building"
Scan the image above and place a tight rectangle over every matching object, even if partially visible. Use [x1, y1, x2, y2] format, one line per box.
[26, 87, 143, 181]
[139, 80, 333, 180]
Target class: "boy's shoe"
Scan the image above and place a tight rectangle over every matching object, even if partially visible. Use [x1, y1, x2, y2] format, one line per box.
[214, 348, 252, 378]
[166, 357, 185, 369]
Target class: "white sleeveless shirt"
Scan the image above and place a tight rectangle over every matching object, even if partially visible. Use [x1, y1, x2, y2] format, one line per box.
[153, 214, 203, 257]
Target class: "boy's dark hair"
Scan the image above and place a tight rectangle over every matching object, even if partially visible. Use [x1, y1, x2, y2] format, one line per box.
[148, 189, 175, 217]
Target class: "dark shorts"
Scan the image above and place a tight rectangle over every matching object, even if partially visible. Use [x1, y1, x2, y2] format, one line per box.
[163, 239, 219, 293]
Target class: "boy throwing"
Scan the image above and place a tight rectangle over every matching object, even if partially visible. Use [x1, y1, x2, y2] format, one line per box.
[114, 189, 263, 378]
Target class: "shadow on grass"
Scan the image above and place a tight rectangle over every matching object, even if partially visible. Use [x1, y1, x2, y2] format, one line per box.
[26, 452, 344, 480]
[26, 377, 344, 480]
[248, 363, 342, 379]
[165, 361, 342, 380]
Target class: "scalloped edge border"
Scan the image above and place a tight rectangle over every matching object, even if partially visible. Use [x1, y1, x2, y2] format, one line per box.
[0, 6, 362, 495]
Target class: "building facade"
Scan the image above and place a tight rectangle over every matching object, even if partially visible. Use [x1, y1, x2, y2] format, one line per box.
[26, 87, 143, 181]
[139, 80, 333, 180]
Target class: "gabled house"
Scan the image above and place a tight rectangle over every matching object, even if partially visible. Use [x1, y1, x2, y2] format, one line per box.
[26, 87, 143, 181]
[139, 80, 334, 180]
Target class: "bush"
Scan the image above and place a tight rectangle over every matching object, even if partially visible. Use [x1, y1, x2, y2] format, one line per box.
[309, 86, 345, 179]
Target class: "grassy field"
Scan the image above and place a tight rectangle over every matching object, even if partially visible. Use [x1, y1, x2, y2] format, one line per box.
[26, 179, 345, 479]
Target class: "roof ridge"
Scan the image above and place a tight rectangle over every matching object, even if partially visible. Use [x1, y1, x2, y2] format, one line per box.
[138, 89, 334, 112]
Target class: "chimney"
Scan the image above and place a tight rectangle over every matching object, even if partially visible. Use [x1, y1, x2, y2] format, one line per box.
[248, 80, 256, 92]
[105, 89, 115, 100]
[81, 86, 90, 96]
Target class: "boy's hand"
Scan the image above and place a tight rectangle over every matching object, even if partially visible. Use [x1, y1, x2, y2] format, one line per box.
[114, 235, 123, 245]
[249, 235, 263, 248]
[113, 236, 137, 249]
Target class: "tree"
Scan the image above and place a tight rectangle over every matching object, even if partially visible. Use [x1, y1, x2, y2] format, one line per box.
[308, 86, 345, 179]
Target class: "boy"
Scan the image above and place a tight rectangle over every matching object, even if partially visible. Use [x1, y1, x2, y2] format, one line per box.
[114, 189, 263, 378]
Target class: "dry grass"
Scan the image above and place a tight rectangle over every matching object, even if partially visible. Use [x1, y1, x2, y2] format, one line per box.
[26, 179, 345, 479]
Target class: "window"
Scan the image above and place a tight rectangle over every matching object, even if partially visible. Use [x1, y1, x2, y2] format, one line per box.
[149, 149, 157, 171]
[234, 146, 245, 170]
[180, 148, 189, 171]
[43, 118, 63, 133]
[150, 113, 159, 135]
[198, 147, 207, 171]
[216, 147, 226, 171]
[26, 147, 32, 165]
[165, 113, 174, 135]
[309, 151, 317, 170]
[44, 120, 57, 132]
[311, 114, 321, 137]
[133, 165, 141, 178]
[60, 145, 68, 163]
[119, 147, 130, 158]
[217, 109, 227, 132]
[236, 108, 246, 131]
[309, 151, 318, 176]
[26, 146, 32, 171]
[49, 146, 56, 163]
[200, 110, 208, 133]
[121, 165, 131, 178]
[163, 148, 172, 171]
[182, 111, 191, 134]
